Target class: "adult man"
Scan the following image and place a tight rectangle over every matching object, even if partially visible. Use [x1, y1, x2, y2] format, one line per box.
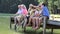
[40, 3, 50, 20]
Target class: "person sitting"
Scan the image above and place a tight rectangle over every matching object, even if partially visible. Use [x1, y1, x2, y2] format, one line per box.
[27, 4, 36, 26]
[15, 4, 28, 26]
[32, 6, 43, 30]
[40, 2, 50, 23]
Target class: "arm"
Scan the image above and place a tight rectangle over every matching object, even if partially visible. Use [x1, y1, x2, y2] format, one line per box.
[16, 9, 22, 14]
[16, 9, 19, 14]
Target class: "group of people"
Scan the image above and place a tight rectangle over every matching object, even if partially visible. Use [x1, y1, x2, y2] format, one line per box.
[15, 2, 49, 30]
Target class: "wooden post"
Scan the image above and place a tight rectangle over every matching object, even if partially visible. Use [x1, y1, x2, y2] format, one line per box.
[14, 17, 17, 31]
[10, 17, 12, 29]
[51, 28, 53, 34]
[43, 16, 46, 34]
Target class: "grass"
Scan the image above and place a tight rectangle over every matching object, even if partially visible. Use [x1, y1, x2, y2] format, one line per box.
[0, 17, 20, 34]
[0, 13, 60, 34]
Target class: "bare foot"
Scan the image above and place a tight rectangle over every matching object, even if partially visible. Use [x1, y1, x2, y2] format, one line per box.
[32, 25, 35, 29]
[33, 26, 39, 30]
[26, 23, 31, 26]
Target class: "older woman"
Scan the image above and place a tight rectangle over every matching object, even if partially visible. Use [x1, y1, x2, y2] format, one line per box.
[15, 4, 28, 26]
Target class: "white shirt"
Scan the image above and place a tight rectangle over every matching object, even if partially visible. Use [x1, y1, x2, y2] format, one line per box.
[35, 11, 38, 15]
[34, 10, 42, 16]
[16, 9, 22, 14]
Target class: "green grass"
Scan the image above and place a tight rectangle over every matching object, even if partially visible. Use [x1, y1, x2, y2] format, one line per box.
[0, 13, 60, 34]
[0, 17, 20, 34]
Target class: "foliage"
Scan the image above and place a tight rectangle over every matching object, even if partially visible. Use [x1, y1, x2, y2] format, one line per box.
[0, 0, 39, 13]
[0, 0, 60, 14]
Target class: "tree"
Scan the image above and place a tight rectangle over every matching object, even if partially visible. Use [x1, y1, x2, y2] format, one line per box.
[51, 0, 58, 14]
[21, 0, 39, 9]
[0, 0, 39, 13]
[58, 0, 60, 8]
[44, 0, 48, 6]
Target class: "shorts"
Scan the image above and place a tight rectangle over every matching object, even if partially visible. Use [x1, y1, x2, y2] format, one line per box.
[15, 15, 24, 21]
[26, 15, 30, 19]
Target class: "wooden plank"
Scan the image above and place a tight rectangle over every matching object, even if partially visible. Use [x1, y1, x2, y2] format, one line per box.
[47, 20, 60, 26]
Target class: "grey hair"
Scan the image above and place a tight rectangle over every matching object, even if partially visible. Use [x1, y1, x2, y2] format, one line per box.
[21, 4, 27, 9]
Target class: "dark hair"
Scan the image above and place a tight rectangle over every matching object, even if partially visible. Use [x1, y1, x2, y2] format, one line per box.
[42, 3, 46, 6]
[31, 6, 36, 9]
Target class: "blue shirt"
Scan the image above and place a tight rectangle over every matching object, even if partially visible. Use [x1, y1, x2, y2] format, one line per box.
[17, 9, 22, 14]
[42, 6, 50, 17]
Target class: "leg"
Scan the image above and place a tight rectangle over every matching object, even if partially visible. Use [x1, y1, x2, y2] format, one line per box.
[32, 17, 36, 28]
[38, 17, 43, 28]
[16, 16, 21, 26]
[34, 17, 39, 30]
[23, 17, 27, 32]
[27, 16, 32, 26]
[16, 15, 24, 26]
[14, 17, 17, 31]
[23, 17, 27, 27]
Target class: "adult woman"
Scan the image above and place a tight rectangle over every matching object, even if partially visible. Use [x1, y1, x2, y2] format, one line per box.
[32, 6, 43, 30]
[27, 4, 36, 26]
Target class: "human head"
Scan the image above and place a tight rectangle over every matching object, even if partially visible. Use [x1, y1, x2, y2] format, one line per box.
[38, 2, 46, 9]
[29, 4, 34, 9]
[18, 5, 21, 9]
[20, 4, 27, 9]
[38, 3, 42, 10]
[42, 2, 46, 6]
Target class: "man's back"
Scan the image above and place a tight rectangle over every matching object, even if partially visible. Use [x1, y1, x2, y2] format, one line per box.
[42, 6, 49, 17]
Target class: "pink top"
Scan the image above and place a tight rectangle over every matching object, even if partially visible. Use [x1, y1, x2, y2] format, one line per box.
[22, 8, 28, 16]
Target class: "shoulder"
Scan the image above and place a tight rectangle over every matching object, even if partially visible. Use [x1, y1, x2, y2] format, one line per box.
[44, 6, 48, 9]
